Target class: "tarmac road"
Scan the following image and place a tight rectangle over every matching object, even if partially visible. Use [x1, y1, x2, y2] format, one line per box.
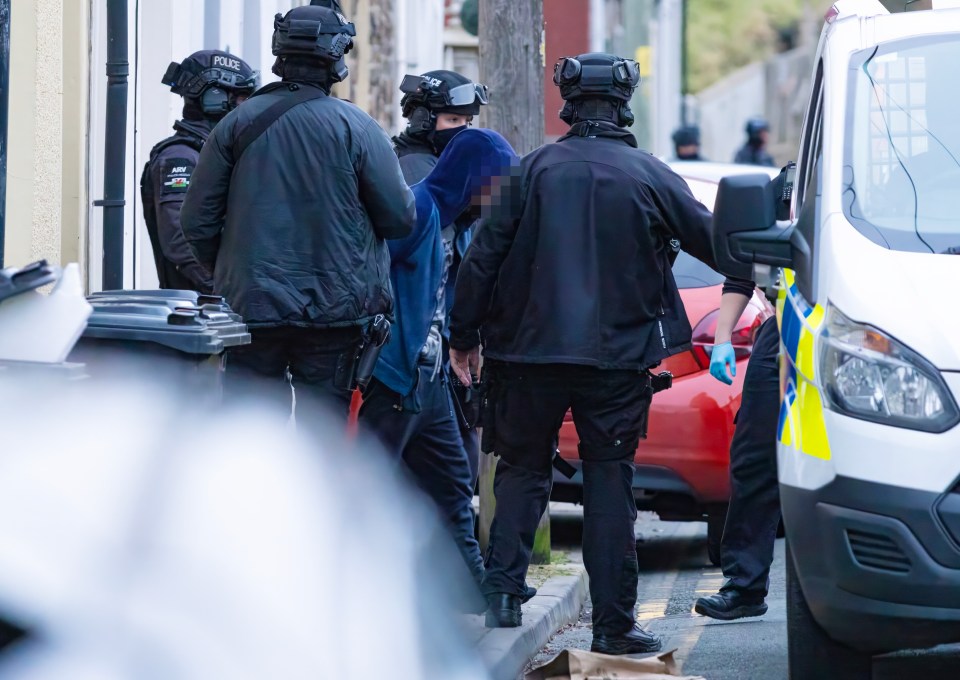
[526, 506, 960, 679]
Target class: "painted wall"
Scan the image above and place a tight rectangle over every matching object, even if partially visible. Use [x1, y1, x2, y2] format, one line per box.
[395, 0, 446, 134]
[543, 0, 590, 140]
[5, 0, 60, 268]
[89, 0, 420, 292]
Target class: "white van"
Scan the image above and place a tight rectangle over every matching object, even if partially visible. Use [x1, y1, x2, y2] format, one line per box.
[713, 0, 960, 676]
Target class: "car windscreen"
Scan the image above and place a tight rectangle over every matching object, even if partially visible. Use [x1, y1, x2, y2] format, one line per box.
[846, 35, 960, 254]
[672, 251, 724, 289]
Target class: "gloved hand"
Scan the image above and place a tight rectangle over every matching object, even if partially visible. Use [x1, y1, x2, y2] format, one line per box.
[709, 342, 736, 385]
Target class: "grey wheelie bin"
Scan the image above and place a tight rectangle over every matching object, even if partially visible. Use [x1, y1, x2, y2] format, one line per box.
[68, 291, 250, 405]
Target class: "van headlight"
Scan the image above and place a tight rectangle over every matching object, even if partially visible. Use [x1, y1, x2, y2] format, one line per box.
[819, 305, 959, 433]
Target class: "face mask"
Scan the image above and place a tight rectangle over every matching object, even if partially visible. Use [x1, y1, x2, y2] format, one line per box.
[431, 125, 467, 155]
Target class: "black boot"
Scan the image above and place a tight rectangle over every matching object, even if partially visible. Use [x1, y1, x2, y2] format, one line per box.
[485, 593, 522, 628]
[694, 589, 767, 621]
[591, 623, 662, 655]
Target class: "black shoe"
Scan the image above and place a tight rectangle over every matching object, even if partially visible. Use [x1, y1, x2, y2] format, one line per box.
[694, 589, 767, 621]
[521, 585, 537, 603]
[591, 624, 662, 655]
[485, 593, 522, 628]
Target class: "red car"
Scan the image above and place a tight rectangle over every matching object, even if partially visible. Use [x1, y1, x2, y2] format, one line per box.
[551, 162, 777, 564]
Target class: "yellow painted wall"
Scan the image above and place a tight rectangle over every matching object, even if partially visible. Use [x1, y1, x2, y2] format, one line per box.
[4, 0, 88, 274]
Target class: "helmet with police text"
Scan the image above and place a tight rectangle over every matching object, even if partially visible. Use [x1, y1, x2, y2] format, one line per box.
[399, 70, 488, 122]
[553, 53, 640, 103]
[271, 5, 356, 83]
[162, 50, 258, 119]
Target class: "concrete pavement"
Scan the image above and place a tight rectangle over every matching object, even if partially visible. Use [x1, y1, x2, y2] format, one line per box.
[463, 564, 588, 680]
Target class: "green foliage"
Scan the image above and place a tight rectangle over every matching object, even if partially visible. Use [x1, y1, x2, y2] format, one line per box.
[686, 0, 831, 92]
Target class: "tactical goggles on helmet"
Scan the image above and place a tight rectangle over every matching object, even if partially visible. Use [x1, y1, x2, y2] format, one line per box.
[162, 62, 258, 98]
[399, 74, 489, 108]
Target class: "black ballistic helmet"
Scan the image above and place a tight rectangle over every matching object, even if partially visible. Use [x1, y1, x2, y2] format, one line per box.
[745, 116, 770, 140]
[672, 125, 701, 147]
[162, 50, 258, 118]
[553, 53, 640, 127]
[272, 5, 357, 83]
[553, 53, 640, 103]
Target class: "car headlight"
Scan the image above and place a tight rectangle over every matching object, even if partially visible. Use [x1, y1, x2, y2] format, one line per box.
[819, 305, 959, 433]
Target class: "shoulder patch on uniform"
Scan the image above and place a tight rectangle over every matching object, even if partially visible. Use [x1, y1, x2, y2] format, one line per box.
[160, 157, 195, 195]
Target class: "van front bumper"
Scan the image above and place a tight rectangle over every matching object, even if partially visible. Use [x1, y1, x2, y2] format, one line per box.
[782, 475, 960, 653]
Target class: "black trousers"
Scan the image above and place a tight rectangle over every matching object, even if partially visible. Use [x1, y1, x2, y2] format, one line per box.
[224, 326, 361, 422]
[482, 363, 652, 636]
[359, 366, 485, 587]
[720, 317, 782, 597]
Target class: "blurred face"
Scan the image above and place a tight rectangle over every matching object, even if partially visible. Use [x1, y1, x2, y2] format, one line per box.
[676, 144, 700, 158]
[436, 113, 473, 130]
[471, 174, 505, 211]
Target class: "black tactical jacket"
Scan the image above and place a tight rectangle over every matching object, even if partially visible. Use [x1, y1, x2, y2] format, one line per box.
[141, 119, 216, 293]
[180, 84, 415, 328]
[450, 121, 718, 371]
[393, 132, 438, 184]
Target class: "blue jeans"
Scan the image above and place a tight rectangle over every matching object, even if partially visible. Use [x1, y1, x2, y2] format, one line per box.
[359, 366, 485, 587]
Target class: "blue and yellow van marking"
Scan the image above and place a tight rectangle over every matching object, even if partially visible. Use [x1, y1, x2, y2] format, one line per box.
[776, 270, 831, 460]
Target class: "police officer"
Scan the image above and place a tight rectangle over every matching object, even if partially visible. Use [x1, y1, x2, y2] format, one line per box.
[181, 5, 415, 420]
[671, 125, 705, 161]
[694, 167, 792, 621]
[694, 302, 781, 620]
[734, 116, 776, 166]
[448, 53, 720, 654]
[393, 69, 489, 485]
[141, 50, 256, 293]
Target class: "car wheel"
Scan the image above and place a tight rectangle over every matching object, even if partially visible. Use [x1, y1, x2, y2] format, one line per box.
[786, 540, 871, 679]
[706, 506, 727, 567]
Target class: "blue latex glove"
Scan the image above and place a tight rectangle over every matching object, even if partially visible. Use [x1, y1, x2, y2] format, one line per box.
[709, 342, 736, 385]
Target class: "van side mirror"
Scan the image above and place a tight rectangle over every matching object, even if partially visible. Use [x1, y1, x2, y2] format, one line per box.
[712, 173, 795, 280]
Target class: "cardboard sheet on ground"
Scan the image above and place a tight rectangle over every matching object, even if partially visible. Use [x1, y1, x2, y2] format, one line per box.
[525, 648, 706, 680]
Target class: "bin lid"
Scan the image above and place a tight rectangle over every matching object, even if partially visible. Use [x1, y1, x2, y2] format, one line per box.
[91, 290, 242, 322]
[91, 289, 227, 307]
[83, 299, 251, 355]
[91, 291, 242, 322]
[0, 261, 59, 304]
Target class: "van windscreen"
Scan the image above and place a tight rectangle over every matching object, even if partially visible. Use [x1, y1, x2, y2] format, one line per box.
[846, 35, 960, 254]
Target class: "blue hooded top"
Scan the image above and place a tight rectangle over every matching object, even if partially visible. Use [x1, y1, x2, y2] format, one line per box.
[373, 128, 518, 399]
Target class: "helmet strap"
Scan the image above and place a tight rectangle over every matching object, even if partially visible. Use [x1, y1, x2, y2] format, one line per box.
[407, 106, 435, 135]
[182, 97, 207, 121]
[272, 56, 336, 89]
[561, 98, 618, 125]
